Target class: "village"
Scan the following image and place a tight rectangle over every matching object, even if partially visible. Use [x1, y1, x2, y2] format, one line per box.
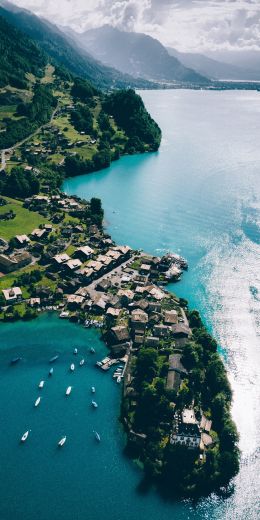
[0, 188, 217, 468]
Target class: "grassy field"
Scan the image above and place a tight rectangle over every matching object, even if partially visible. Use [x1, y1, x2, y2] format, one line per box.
[41, 64, 55, 84]
[0, 197, 49, 240]
[0, 264, 40, 294]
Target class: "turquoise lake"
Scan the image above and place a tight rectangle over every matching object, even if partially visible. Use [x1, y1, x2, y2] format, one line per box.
[1, 89, 260, 519]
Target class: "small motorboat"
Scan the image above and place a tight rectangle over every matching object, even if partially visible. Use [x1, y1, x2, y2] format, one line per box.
[34, 397, 41, 407]
[79, 359, 85, 366]
[49, 367, 54, 376]
[70, 364, 75, 372]
[66, 386, 72, 396]
[39, 380, 45, 389]
[116, 376, 122, 384]
[91, 386, 95, 393]
[91, 400, 98, 408]
[73, 348, 78, 355]
[96, 361, 102, 367]
[11, 357, 22, 365]
[21, 430, 29, 442]
[90, 347, 95, 354]
[58, 436, 66, 447]
[49, 355, 59, 363]
[93, 431, 101, 442]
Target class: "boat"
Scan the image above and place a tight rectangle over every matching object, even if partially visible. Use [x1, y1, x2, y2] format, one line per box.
[116, 376, 122, 383]
[58, 436, 66, 447]
[21, 430, 29, 442]
[93, 431, 101, 442]
[91, 400, 98, 408]
[49, 355, 59, 363]
[39, 380, 45, 389]
[34, 397, 41, 407]
[73, 348, 78, 355]
[91, 386, 95, 393]
[49, 367, 54, 376]
[66, 386, 72, 396]
[79, 359, 85, 366]
[70, 363, 75, 371]
[90, 347, 95, 354]
[96, 361, 102, 367]
[11, 357, 22, 365]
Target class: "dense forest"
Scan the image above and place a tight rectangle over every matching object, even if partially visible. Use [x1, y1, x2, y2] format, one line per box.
[103, 89, 162, 152]
[0, 14, 46, 89]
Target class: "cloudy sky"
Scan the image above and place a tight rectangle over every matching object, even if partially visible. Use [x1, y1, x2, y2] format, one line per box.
[10, 0, 260, 52]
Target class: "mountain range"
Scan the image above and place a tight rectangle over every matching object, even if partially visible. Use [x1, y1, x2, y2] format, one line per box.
[69, 24, 209, 85]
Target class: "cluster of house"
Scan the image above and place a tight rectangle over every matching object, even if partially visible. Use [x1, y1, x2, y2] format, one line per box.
[170, 408, 213, 455]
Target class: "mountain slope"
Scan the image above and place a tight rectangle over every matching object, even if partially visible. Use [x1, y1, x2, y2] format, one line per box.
[0, 13, 47, 88]
[71, 25, 209, 85]
[0, 2, 154, 89]
[167, 47, 260, 81]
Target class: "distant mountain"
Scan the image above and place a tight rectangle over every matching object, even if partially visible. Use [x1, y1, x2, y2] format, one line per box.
[204, 49, 260, 77]
[70, 25, 209, 85]
[0, 1, 154, 89]
[167, 47, 260, 81]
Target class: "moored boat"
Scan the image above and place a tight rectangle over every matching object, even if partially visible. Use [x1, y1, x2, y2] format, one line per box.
[11, 357, 22, 365]
[73, 348, 78, 355]
[91, 386, 95, 393]
[21, 430, 29, 442]
[58, 436, 66, 447]
[49, 355, 59, 363]
[70, 363, 75, 372]
[34, 397, 41, 407]
[93, 431, 101, 442]
[66, 386, 72, 396]
[49, 367, 54, 376]
[90, 347, 95, 354]
[91, 400, 98, 408]
[39, 380, 45, 388]
[79, 359, 85, 366]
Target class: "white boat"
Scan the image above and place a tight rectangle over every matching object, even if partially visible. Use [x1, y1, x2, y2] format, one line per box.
[73, 348, 78, 355]
[90, 347, 95, 354]
[91, 386, 95, 393]
[58, 436, 66, 447]
[39, 380, 45, 389]
[93, 431, 101, 442]
[49, 367, 54, 376]
[66, 386, 72, 396]
[21, 430, 29, 442]
[116, 376, 122, 384]
[34, 397, 41, 407]
[91, 400, 98, 408]
[79, 359, 85, 366]
[70, 364, 75, 372]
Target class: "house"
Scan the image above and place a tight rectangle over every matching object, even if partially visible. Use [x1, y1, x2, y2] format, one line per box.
[145, 336, 160, 348]
[131, 309, 148, 332]
[66, 294, 85, 309]
[65, 259, 82, 272]
[148, 302, 161, 313]
[53, 253, 71, 265]
[96, 278, 111, 292]
[109, 325, 130, 344]
[0, 251, 32, 273]
[106, 307, 121, 318]
[153, 324, 171, 337]
[77, 267, 95, 283]
[133, 334, 144, 346]
[15, 234, 30, 247]
[171, 323, 191, 339]
[164, 309, 178, 325]
[74, 245, 94, 261]
[91, 294, 108, 313]
[2, 287, 22, 304]
[166, 353, 187, 392]
[170, 409, 201, 449]
[118, 289, 134, 306]
[140, 263, 151, 275]
[114, 245, 132, 258]
[30, 228, 49, 240]
[29, 297, 41, 307]
[200, 415, 212, 434]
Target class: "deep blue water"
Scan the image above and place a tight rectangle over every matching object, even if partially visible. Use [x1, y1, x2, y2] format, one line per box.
[1, 89, 260, 519]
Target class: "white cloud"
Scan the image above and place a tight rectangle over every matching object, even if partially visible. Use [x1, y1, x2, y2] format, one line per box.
[9, 0, 260, 51]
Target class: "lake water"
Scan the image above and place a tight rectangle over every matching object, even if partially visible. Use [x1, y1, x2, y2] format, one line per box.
[1, 89, 259, 519]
